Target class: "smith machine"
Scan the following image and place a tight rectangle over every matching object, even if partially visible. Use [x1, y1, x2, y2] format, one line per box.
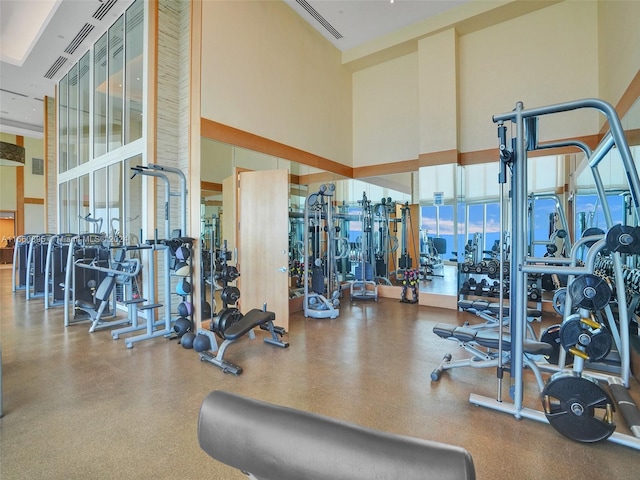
[469, 98, 640, 450]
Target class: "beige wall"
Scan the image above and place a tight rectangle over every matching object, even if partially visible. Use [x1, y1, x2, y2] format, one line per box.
[353, 52, 419, 167]
[200, 0, 352, 167]
[351, 1, 604, 166]
[598, 0, 640, 108]
[458, 0, 599, 153]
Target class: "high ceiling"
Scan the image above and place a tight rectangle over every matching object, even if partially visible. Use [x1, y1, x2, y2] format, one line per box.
[0, 0, 467, 138]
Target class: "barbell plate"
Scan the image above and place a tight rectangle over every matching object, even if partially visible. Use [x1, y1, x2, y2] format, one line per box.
[568, 274, 611, 311]
[541, 373, 616, 443]
[605, 224, 640, 254]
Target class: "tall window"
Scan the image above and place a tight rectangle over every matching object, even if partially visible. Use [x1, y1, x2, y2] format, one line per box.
[108, 16, 124, 151]
[58, 0, 146, 236]
[78, 52, 91, 165]
[125, 0, 144, 144]
[94, 32, 108, 158]
[68, 64, 78, 170]
[58, 75, 68, 173]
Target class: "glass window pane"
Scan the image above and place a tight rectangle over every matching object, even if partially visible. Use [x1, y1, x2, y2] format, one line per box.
[78, 52, 90, 165]
[125, 0, 144, 144]
[108, 163, 123, 241]
[79, 174, 90, 222]
[94, 33, 108, 158]
[485, 203, 500, 254]
[456, 202, 466, 261]
[437, 205, 454, 258]
[108, 16, 124, 151]
[68, 64, 78, 170]
[59, 182, 68, 232]
[58, 75, 68, 173]
[94, 167, 107, 233]
[125, 155, 143, 245]
[68, 177, 79, 233]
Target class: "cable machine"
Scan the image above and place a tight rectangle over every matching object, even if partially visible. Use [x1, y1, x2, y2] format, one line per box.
[350, 192, 378, 301]
[470, 98, 640, 451]
[303, 184, 345, 319]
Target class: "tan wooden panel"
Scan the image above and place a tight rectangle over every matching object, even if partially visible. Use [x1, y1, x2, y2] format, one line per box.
[238, 170, 289, 330]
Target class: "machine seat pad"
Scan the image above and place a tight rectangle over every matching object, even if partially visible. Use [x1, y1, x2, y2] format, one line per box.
[470, 300, 490, 311]
[458, 299, 473, 310]
[433, 324, 477, 343]
[474, 331, 553, 355]
[75, 300, 96, 311]
[485, 304, 541, 318]
[198, 390, 476, 480]
[223, 309, 275, 341]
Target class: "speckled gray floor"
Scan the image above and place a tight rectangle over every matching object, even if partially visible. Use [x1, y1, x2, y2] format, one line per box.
[1, 266, 640, 479]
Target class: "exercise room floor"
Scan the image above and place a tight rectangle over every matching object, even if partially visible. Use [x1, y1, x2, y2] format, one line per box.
[1, 266, 640, 479]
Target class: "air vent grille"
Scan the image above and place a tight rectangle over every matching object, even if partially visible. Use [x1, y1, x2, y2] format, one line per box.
[295, 0, 343, 40]
[93, 0, 118, 21]
[0, 88, 28, 98]
[44, 56, 68, 79]
[64, 23, 95, 55]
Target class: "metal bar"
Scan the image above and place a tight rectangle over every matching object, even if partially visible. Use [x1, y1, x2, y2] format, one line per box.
[469, 394, 640, 450]
[511, 101, 527, 413]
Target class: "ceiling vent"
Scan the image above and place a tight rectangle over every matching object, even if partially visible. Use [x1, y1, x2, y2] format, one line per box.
[295, 0, 343, 40]
[93, 0, 118, 21]
[64, 23, 95, 55]
[44, 56, 68, 79]
[0, 88, 29, 98]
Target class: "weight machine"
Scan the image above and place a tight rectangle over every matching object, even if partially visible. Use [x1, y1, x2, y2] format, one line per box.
[44, 233, 76, 309]
[350, 192, 378, 301]
[303, 184, 347, 319]
[469, 98, 640, 450]
[121, 163, 188, 348]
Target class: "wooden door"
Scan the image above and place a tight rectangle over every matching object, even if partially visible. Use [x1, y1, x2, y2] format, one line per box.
[238, 170, 289, 330]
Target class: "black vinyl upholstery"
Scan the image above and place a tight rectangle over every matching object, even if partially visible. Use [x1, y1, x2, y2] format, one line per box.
[198, 390, 475, 480]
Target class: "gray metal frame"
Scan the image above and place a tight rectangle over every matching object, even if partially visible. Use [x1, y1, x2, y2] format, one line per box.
[471, 98, 640, 451]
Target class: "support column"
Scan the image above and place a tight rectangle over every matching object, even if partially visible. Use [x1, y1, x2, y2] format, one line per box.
[418, 29, 459, 166]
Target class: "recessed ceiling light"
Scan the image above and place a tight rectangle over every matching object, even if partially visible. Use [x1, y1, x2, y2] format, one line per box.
[32, 108, 36, 111]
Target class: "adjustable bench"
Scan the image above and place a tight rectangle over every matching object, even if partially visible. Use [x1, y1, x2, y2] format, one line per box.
[198, 390, 476, 480]
[199, 309, 289, 375]
[431, 322, 552, 389]
[457, 299, 542, 339]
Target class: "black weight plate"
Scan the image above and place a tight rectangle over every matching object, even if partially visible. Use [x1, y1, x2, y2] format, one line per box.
[541, 373, 616, 443]
[568, 274, 611, 311]
[582, 227, 605, 248]
[588, 327, 612, 362]
[558, 316, 582, 350]
[606, 224, 640, 254]
[552, 288, 567, 316]
[540, 324, 574, 365]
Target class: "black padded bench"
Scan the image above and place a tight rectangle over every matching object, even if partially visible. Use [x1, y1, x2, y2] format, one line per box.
[433, 323, 552, 355]
[198, 390, 476, 480]
[199, 309, 289, 375]
[457, 300, 541, 319]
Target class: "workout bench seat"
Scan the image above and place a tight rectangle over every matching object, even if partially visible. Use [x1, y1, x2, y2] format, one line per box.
[433, 323, 552, 355]
[198, 390, 475, 480]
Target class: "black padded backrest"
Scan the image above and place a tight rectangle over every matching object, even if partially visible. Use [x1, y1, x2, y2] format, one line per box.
[94, 275, 117, 302]
[198, 390, 475, 480]
[432, 237, 447, 254]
